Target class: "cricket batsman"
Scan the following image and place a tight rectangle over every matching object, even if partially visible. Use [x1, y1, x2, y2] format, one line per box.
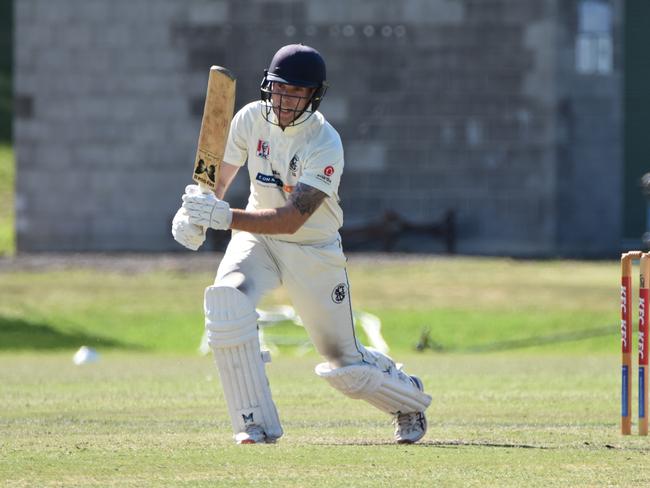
[171, 44, 431, 444]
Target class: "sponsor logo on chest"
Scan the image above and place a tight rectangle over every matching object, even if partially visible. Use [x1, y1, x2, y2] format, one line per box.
[255, 170, 295, 194]
[256, 171, 283, 187]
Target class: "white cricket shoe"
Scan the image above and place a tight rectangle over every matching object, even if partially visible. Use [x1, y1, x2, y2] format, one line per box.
[393, 376, 428, 444]
[235, 425, 274, 445]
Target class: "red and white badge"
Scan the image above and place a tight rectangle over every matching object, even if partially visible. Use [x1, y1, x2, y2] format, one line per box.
[257, 140, 270, 159]
[324, 165, 335, 177]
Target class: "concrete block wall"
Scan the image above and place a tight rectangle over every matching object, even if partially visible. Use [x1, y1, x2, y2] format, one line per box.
[554, 0, 624, 256]
[14, 0, 196, 251]
[13, 0, 623, 255]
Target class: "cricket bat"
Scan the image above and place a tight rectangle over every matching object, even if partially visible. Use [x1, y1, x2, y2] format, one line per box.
[192, 66, 237, 194]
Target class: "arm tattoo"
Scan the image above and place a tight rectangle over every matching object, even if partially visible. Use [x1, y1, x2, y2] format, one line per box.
[290, 183, 327, 216]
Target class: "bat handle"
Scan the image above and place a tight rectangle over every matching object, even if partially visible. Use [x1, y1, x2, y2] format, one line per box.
[198, 182, 213, 195]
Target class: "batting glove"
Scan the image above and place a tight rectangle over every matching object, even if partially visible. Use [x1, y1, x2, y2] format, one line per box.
[171, 206, 206, 251]
[182, 186, 233, 231]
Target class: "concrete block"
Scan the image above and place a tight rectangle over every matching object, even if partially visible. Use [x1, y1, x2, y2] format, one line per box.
[320, 97, 349, 124]
[345, 141, 387, 172]
[13, 120, 47, 144]
[15, 23, 58, 51]
[58, 22, 95, 48]
[108, 0, 151, 22]
[73, 143, 117, 168]
[95, 22, 134, 48]
[34, 143, 74, 169]
[15, 0, 37, 24]
[147, 0, 188, 22]
[111, 145, 144, 169]
[34, 0, 73, 23]
[70, 0, 112, 23]
[149, 49, 185, 71]
[188, 0, 229, 24]
[402, 0, 465, 24]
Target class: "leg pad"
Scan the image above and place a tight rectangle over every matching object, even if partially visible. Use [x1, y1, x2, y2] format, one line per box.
[315, 361, 431, 415]
[205, 285, 283, 440]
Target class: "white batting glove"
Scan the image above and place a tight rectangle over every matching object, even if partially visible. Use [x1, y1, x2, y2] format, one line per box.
[171, 206, 206, 251]
[182, 187, 233, 231]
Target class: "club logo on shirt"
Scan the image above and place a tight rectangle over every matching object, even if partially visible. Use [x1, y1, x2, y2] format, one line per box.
[331, 283, 347, 304]
[289, 155, 299, 176]
[257, 140, 270, 159]
[324, 165, 335, 177]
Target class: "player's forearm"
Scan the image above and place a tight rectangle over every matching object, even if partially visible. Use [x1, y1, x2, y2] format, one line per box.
[215, 181, 230, 200]
[229, 183, 327, 235]
[230, 207, 305, 235]
[215, 162, 240, 199]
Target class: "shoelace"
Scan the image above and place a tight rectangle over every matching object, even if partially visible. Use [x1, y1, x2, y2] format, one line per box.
[394, 413, 418, 432]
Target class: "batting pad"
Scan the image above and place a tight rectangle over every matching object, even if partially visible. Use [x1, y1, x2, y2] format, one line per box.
[204, 286, 283, 440]
[315, 361, 432, 415]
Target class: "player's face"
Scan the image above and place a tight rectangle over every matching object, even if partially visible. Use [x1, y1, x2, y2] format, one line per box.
[270, 83, 314, 127]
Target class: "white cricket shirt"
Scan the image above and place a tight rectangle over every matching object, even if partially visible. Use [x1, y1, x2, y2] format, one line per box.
[223, 101, 344, 244]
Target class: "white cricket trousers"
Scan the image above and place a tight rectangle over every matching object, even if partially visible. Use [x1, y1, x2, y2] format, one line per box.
[214, 231, 366, 367]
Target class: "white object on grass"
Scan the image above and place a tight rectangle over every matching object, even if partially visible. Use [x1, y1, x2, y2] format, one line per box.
[73, 346, 99, 365]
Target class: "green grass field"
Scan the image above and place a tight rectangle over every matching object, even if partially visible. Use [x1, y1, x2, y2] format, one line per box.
[0, 143, 14, 255]
[1, 255, 648, 486]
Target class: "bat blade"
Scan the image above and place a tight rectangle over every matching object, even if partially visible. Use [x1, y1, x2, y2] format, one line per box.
[193, 66, 237, 193]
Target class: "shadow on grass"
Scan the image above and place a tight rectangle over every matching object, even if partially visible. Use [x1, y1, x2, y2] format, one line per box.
[416, 325, 616, 353]
[0, 315, 140, 351]
[315, 440, 553, 449]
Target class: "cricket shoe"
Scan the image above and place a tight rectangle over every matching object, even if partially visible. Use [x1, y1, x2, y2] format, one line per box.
[393, 376, 428, 444]
[235, 424, 276, 445]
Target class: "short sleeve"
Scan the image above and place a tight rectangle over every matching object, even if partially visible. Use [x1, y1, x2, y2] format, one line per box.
[222, 105, 251, 167]
[299, 138, 344, 197]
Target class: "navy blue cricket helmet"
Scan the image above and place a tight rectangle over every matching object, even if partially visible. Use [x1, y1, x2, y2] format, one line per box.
[260, 44, 328, 126]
